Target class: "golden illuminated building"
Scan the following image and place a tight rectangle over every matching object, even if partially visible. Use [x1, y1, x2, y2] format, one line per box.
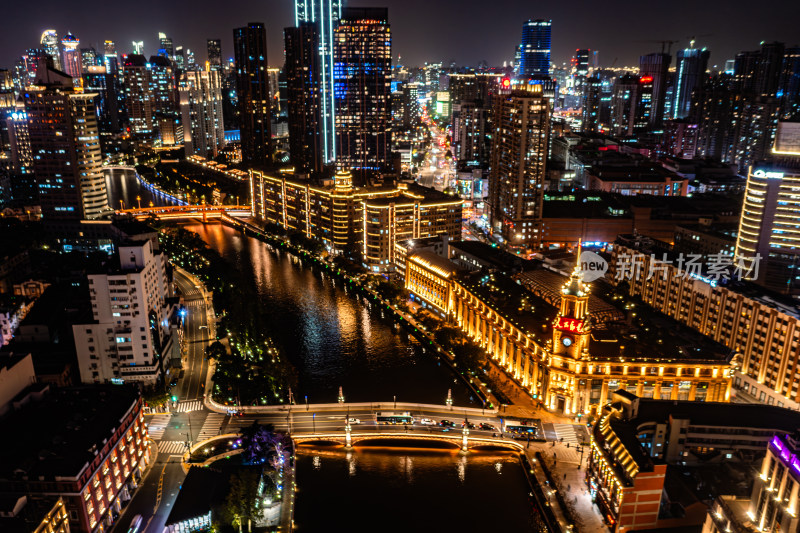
[34, 498, 70, 533]
[250, 169, 462, 271]
[406, 249, 732, 414]
[611, 234, 800, 411]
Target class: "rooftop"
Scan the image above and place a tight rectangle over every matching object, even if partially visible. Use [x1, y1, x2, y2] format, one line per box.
[0, 385, 140, 480]
[165, 466, 232, 527]
[448, 240, 535, 274]
[615, 234, 800, 320]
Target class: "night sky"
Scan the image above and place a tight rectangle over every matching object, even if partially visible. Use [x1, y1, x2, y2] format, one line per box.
[2, 0, 799, 71]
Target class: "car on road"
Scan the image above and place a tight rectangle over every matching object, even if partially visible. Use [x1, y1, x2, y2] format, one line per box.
[461, 421, 476, 429]
[440, 419, 456, 427]
[479, 423, 498, 432]
[169, 377, 178, 387]
[347, 418, 361, 425]
[419, 418, 436, 425]
[128, 515, 143, 533]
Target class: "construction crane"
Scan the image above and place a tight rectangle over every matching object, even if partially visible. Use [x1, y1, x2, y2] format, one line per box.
[634, 40, 679, 55]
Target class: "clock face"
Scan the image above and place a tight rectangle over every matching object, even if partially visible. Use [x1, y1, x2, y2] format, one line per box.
[562, 336, 573, 347]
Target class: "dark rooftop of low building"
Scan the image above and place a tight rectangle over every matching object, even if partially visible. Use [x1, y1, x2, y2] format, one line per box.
[0, 385, 140, 480]
[448, 240, 536, 274]
[165, 466, 232, 527]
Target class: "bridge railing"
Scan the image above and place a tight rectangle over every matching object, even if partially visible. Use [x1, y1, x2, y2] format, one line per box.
[205, 396, 497, 417]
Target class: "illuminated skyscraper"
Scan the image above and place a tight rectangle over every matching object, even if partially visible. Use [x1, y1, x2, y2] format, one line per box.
[40, 30, 62, 71]
[122, 54, 155, 134]
[180, 69, 225, 158]
[489, 81, 550, 249]
[735, 122, 800, 295]
[517, 19, 551, 80]
[24, 60, 108, 220]
[149, 55, 177, 114]
[207, 39, 222, 70]
[639, 52, 670, 126]
[672, 44, 710, 119]
[580, 75, 602, 133]
[158, 32, 173, 58]
[233, 22, 273, 166]
[574, 49, 590, 76]
[294, 0, 343, 164]
[611, 74, 640, 136]
[284, 22, 323, 173]
[333, 7, 392, 173]
[61, 33, 81, 80]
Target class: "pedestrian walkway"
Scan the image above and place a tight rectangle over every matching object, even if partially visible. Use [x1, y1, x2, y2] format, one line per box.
[524, 441, 607, 533]
[553, 423, 581, 445]
[197, 413, 226, 441]
[159, 441, 188, 455]
[174, 400, 203, 413]
[146, 414, 171, 440]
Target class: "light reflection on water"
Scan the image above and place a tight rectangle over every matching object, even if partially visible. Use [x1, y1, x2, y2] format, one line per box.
[294, 447, 537, 531]
[181, 222, 475, 405]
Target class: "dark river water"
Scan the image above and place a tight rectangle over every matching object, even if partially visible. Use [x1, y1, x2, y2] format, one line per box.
[294, 447, 539, 531]
[107, 169, 538, 530]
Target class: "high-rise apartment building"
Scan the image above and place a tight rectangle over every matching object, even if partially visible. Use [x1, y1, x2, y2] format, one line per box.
[735, 121, 800, 295]
[84, 65, 121, 134]
[517, 19, 551, 80]
[149, 55, 177, 114]
[180, 69, 225, 158]
[779, 47, 800, 118]
[639, 52, 670, 126]
[574, 49, 590, 76]
[23, 62, 109, 220]
[80, 47, 98, 72]
[40, 30, 62, 71]
[402, 82, 420, 128]
[233, 22, 272, 167]
[73, 239, 178, 385]
[294, 0, 343, 164]
[333, 7, 392, 173]
[580, 75, 602, 133]
[611, 74, 640, 136]
[121, 54, 155, 135]
[284, 22, 323, 173]
[489, 81, 550, 249]
[207, 39, 222, 70]
[449, 73, 499, 168]
[158, 32, 173, 58]
[672, 45, 710, 119]
[60, 33, 81, 80]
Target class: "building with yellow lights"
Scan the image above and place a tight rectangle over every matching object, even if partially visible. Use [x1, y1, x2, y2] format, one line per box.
[0, 496, 70, 533]
[0, 386, 149, 533]
[589, 390, 800, 532]
[404, 248, 732, 415]
[250, 169, 462, 271]
[703, 432, 800, 533]
[610, 233, 800, 412]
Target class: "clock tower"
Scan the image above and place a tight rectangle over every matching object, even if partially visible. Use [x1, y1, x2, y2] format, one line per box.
[552, 250, 591, 359]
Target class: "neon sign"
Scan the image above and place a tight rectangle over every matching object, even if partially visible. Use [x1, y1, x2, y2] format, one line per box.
[555, 317, 585, 333]
[753, 169, 784, 179]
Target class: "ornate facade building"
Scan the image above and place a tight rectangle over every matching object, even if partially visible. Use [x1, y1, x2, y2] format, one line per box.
[406, 249, 733, 415]
[250, 170, 462, 271]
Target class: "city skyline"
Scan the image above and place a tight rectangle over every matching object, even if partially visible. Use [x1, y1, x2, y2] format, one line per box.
[2, 0, 800, 71]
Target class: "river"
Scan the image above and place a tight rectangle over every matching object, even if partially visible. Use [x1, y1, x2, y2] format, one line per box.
[106, 168, 538, 531]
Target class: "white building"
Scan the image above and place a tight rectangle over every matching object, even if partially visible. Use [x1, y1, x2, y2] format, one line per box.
[180, 69, 225, 158]
[73, 240, 178, 385]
